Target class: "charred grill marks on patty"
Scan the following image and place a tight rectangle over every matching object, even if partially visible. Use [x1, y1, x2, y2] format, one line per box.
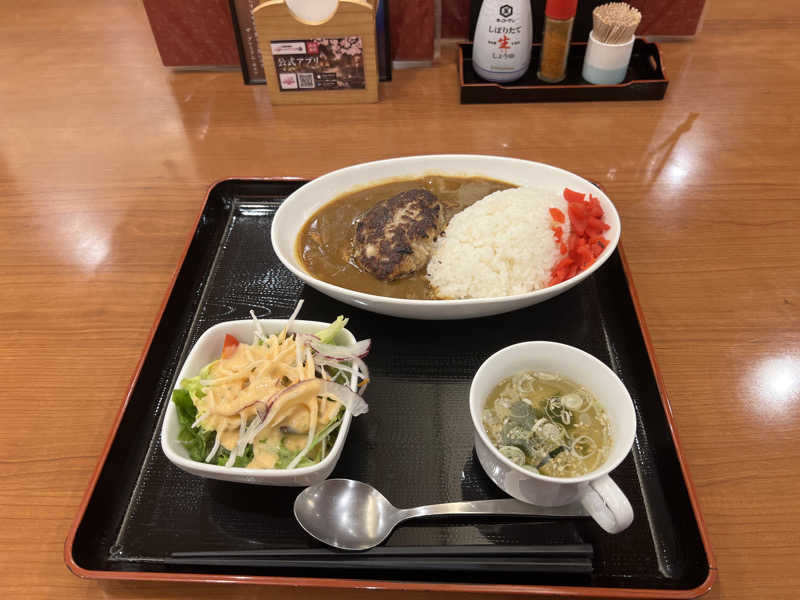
[353, 189, 445, 281]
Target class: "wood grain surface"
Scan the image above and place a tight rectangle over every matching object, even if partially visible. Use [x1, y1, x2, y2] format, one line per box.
[1, 0, 798, 598]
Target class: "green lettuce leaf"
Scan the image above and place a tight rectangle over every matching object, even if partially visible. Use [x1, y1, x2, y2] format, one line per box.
[275, 443, 300, 469]
[315, 316, 348, 345]
[213, 445, 254, 467]
[171, 388, 214, 462]
[180, 364, 211, 400]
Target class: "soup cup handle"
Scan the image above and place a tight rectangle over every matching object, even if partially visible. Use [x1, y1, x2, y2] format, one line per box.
[578, 475, 633, 534]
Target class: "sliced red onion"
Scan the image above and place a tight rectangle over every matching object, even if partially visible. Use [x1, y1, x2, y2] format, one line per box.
[234, 400, 276, 461]
[265, 379, 313, 409]
[309, 338, 370, 390]
[240, 403, 272, 448]
[295, 333, 320, 345]
[294, 333, 320, 358]
[310, 339, 371, 359]
[314, 356, 369, 394]
[320, 380, 369, 417]
[314, 357, 360, 377]
[215, 398, 266, 418]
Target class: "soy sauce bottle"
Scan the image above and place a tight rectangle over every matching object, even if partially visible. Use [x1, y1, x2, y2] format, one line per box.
[472, 0, 533, 83]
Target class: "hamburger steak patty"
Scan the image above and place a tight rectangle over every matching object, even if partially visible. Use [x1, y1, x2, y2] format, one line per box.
[353, 189, 445, 281]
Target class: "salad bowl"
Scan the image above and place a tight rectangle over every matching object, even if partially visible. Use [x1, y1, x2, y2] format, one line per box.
[161, 318, 358, 486]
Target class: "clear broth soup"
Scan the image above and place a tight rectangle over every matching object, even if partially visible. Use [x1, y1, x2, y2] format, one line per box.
[482, 371, 612, 478]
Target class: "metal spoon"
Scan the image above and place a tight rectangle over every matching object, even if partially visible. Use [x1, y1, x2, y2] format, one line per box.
[294, 478, 588, 551]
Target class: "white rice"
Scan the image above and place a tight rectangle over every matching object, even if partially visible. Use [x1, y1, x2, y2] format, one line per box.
[426, 187, 569, 299]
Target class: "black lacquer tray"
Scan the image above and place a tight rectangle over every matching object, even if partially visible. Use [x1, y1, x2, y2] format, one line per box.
[459, 40, 668, 103]
[66, 179, 714, 597]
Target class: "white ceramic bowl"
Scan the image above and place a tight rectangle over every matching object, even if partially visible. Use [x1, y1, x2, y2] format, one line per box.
[271, 154, 620, 320]
[161, 319, 356, 486]
[470, 341, 637, 533]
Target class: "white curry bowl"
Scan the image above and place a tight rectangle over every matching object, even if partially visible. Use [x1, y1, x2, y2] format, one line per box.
[161, 319, 356, 486]
[470, 341, 637, 534]
[271, 154, 620, 320]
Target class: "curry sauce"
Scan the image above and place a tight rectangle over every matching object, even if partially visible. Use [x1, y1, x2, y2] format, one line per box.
[297, 175, 513, 299]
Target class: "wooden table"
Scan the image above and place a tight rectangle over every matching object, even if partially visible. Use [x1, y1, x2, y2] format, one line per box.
[1, 0, 798, 598]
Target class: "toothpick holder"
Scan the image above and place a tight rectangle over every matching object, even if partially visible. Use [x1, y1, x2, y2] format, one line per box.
[582, 31, 635, 85]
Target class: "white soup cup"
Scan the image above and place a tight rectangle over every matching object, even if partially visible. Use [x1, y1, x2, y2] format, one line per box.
[470, 341, 636, 534]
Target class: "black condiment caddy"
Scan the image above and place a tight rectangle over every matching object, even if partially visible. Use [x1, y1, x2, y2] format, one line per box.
[459, 39, 668, 104]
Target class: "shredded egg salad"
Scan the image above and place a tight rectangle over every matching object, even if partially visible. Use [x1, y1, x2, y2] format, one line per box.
[171, 305, 370, 470]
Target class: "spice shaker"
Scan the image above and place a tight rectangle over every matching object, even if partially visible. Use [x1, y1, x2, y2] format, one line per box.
[472, 0, 533, 83]
[537, 0, 578, 83]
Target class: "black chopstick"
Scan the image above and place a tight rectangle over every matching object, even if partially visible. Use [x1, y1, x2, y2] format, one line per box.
[165, 555, 593, 574]
[170, 543, 593, 559]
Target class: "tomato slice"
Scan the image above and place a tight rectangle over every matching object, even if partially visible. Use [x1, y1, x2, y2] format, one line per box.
[222, 334, 239, 358]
